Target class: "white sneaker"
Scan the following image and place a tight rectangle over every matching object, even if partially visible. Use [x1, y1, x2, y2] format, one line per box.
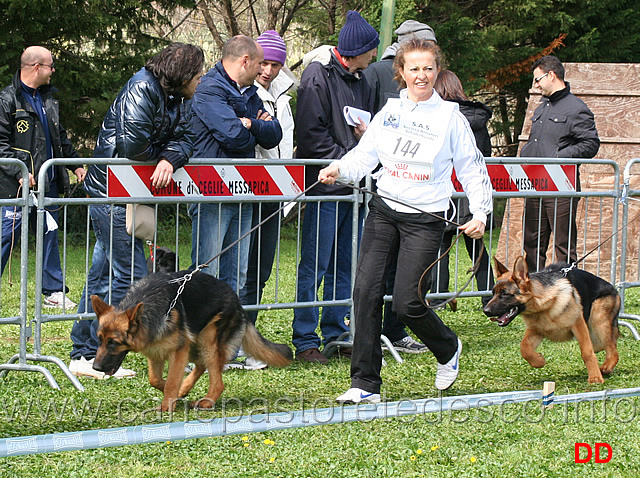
[44, 291, 78, 309]
[435, 339, 462, 390]
[336, 387, 381, 404]
[224, 356, 267, 371]
[69, 357, 136, 379]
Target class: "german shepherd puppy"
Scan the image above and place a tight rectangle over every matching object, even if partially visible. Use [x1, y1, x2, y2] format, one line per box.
[91, 270, 293, 411]
[483, 256, 620, 384]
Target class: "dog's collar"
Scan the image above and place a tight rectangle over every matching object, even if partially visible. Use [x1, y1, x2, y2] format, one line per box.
[560, 263, 576, 276]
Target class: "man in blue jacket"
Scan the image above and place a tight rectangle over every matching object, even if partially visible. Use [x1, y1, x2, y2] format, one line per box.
[189, 35, 282, 294]
[520, 55, 600, 271]
[68, 42, 205, 379]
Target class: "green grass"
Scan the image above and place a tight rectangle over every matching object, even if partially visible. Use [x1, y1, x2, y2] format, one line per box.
[1, 226, 640, 477]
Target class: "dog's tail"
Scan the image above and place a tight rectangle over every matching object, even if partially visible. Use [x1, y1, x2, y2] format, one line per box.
[242, 323, 293, 367]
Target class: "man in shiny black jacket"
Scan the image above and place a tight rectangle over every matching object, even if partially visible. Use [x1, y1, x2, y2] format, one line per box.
[0, 46, 85, 307]
[520, 55, 600, 271]
[69, 43, 205, 379]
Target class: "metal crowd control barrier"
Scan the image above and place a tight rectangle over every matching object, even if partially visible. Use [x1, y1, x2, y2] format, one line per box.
[618, 158, 640, 338]
[0, 156, 638, 391]
[0, 159, 65, 388]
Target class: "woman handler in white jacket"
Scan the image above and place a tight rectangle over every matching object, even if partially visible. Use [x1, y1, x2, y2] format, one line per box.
[319, 39, 493, 403]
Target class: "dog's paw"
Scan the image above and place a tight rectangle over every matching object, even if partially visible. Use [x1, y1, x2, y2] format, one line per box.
[588, 375, 605, 384]
[191, 398, 216, 410]
[525, 354, 546, 368]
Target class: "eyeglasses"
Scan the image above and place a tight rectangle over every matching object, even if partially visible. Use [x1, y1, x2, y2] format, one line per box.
[29, 62, 55, 70]
[534, 72, 549, 84]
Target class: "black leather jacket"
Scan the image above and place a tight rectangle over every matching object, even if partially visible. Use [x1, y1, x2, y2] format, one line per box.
[0, 70, 81, 198]
[520, 84, 599, 160]
[84, 68, 195, 198]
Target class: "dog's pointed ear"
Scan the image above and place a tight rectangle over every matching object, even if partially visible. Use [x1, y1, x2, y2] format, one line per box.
[125, 302, 144, 324]
[91, 295, 113, 318]
[513, 256, 530, 284]
[125, 303, 144, 335]
[493, 256, 509, 277]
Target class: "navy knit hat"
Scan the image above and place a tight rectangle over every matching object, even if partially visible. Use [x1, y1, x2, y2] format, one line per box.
[256, 30, 287, 65]
[337, 11, 380, 57]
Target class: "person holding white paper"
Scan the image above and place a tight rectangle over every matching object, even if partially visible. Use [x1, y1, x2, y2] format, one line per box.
[293, 11, 379, 364]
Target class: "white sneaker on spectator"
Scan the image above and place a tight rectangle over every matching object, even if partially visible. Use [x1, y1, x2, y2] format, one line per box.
[336, 387, 381, 404]
[435, 339, 462, 390]
[69, 357, 136, 379]
[44, 291, 78, 309]
[224, 356, 267, 371]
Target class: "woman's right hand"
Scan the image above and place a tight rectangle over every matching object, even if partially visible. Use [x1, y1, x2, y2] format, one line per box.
[318, 164, 340, 185]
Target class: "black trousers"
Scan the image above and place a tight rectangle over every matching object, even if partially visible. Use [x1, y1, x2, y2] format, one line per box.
[350, 204, 458, 394]
[523, 196, 579, 272]
[435, 228, 495, 306]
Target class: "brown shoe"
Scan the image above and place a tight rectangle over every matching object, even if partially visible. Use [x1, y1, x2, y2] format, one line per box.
[296, 348, 329, 364]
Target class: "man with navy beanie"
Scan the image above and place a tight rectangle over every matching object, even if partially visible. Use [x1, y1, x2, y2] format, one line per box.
[293, 11, 379, 364]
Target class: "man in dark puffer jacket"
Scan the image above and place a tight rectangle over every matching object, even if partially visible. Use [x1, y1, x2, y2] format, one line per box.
[69, 43, 205, 379]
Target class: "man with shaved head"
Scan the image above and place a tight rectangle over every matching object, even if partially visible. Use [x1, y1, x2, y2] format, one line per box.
[188, 35, 282, 293]
[0, 45, 85, 308]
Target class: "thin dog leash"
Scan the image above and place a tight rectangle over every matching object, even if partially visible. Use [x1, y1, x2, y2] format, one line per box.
[166, 178, 484, 314]
[560, 208, 640, 276]
[334, 180, 485, 309]
[163, 179, 323, 315]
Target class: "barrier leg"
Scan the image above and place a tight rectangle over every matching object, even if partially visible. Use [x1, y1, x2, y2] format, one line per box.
[0, 361, 60, 390]
[618, 319, 640, 340]
[380, 334, 403, 364]
[0, 353, 85, 391]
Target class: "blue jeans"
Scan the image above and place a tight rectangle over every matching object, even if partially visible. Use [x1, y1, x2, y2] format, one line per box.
[189, 202, 252, 294]
[292, 201, 353, 353]
[70, 204, 147, 360]
[239, 202, 280, 323]
[1, 182, 67, 295]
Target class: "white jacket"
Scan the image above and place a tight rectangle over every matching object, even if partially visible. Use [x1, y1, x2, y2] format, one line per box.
[335, 89, 493, 224]
[254, 69, 296, 160]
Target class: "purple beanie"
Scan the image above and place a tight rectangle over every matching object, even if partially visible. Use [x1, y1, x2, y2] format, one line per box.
[256, 30, 287, 65]
[337, 10, 380, 57]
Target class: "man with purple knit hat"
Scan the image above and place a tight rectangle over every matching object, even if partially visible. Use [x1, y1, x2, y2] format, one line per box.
[293, 11, 379, 364]
[233, 30, 296, 370]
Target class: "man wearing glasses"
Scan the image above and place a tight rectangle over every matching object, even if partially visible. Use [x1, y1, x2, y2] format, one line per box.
[0, 46, 86, 307]
[520, 55, 600, 271]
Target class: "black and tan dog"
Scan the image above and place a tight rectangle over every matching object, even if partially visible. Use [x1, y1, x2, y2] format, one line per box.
[91, 270, 293, 411]
[483, 256, 620, 384]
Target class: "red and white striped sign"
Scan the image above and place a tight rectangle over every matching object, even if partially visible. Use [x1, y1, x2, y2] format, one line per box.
[107, 165, 305, 198]
[453, 164, 577, 192]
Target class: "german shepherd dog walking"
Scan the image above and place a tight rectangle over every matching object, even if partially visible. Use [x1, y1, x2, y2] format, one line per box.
[483, 256, 620, 384]
[91, 270, 293, 411]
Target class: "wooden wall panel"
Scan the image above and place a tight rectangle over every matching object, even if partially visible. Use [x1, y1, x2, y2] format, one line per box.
[499, 63, 640, 278]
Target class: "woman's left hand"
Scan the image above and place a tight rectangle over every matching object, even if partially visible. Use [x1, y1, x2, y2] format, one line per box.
[458, 219, 485, 240]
